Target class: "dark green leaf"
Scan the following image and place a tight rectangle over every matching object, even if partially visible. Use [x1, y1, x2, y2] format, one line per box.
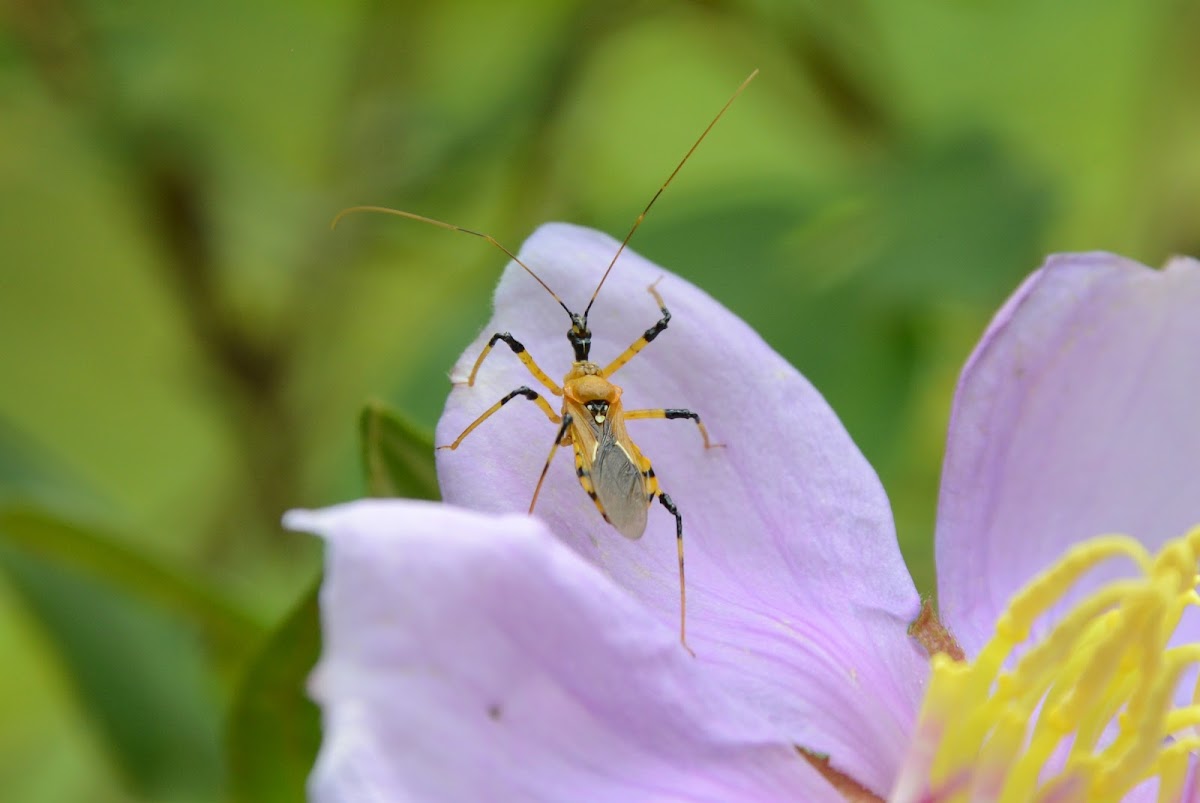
[852, 133, 1051, 305]
[0, 504, 264, 656]
[0, 540, 225, 799]
[227, 582, 322, 803]
[224, 401, 433, 801]
[0, 417, 90, 502]
[359, 399, 440, 500]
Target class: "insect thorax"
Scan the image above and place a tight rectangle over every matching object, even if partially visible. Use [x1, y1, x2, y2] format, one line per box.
[563, 363, 621, 406]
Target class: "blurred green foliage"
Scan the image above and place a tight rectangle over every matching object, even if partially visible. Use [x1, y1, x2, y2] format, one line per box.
[2, 0, 1198, 799]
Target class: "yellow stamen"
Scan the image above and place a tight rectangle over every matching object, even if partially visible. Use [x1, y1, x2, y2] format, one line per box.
[893, 526, 1200, 803]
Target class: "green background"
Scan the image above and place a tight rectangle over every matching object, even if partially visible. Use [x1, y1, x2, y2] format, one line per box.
[2, 1, 1198, 799]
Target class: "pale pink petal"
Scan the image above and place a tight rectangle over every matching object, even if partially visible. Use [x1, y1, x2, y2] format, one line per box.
[937, 253, 1200, 655]
[436, 223, 926, 793]
[285, 500, 837, 802]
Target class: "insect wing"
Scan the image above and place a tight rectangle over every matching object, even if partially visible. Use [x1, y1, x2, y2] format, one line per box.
[589, 419, 650, 540]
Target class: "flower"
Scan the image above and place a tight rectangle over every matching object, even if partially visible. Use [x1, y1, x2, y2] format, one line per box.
[286, 225, 1200, 801]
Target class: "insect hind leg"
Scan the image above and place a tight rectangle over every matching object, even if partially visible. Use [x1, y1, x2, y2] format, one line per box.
[439, 386, 561, 451]
[656, 491, 694, 657]
[529, 413, 573, 515]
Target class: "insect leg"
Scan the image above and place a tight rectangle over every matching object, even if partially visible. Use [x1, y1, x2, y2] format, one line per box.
[462, 333, 562, 395]
[529, 413, 573, 515]
[624, 408, 723, 449]
[600, 280, 671, 378]
[439, 387, 561, 451]
[656, 491, 693, 656]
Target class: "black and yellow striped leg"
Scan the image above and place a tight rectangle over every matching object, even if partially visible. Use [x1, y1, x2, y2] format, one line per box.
[439, 386, 561, 450]
[601, 280, 671, 378]
[657, 491, 693, 656]
[624, 407, 723, 449]
[529, 413, 573, 515]
[462, 332, 563, 395]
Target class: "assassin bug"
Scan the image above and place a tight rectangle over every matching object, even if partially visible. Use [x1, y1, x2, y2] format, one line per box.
[334, 70, 757, 654]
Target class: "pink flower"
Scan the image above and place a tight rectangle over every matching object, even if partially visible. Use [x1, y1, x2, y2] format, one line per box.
[287, 225, 1200, 801]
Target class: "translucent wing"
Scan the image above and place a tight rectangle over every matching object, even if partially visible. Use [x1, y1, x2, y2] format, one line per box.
[589, 420, 650, 540]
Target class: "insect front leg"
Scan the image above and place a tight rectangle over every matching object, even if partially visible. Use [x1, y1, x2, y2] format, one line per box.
[461, 332, 563, 395]
[656, 491, 693, 657]
[439, 387, 561, 451]
[600, 280, 671, 378]
[624, 407, 723, 449]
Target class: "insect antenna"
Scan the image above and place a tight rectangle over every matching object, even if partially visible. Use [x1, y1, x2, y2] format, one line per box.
[581, 68, 759, 321]
[331, 205, 575, 318]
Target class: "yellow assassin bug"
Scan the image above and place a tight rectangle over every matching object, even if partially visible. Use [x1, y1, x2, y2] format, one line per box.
[335, 70, 757, 654]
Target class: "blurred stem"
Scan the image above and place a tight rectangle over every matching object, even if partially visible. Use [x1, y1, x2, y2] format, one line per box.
[9, 1, 307, 557]
[142, 155, 303, 552]
[3, 0, 99, 105]
[704, 0, 898, 151]
[336, 2, 617, 230]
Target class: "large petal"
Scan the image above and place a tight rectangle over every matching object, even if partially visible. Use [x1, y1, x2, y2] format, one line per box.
[435, 223, 926, 793]
[285, 500, 837, 802]
[937, 253, 1200, 655]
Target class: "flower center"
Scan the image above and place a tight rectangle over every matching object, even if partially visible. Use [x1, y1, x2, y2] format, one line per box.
[892, 526, 1200, 803]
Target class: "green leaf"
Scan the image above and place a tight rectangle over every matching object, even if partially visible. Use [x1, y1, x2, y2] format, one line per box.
[359, 399, 440, 500]
[227, 582, 321, 803]
[0, 540, 226, 800]
[224, 402, 436, 801]
[850, 134, 1050, 305]
[0, 417, 92, 503]
[0, 504, 264, 657]
[225, 401, 435, 801]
